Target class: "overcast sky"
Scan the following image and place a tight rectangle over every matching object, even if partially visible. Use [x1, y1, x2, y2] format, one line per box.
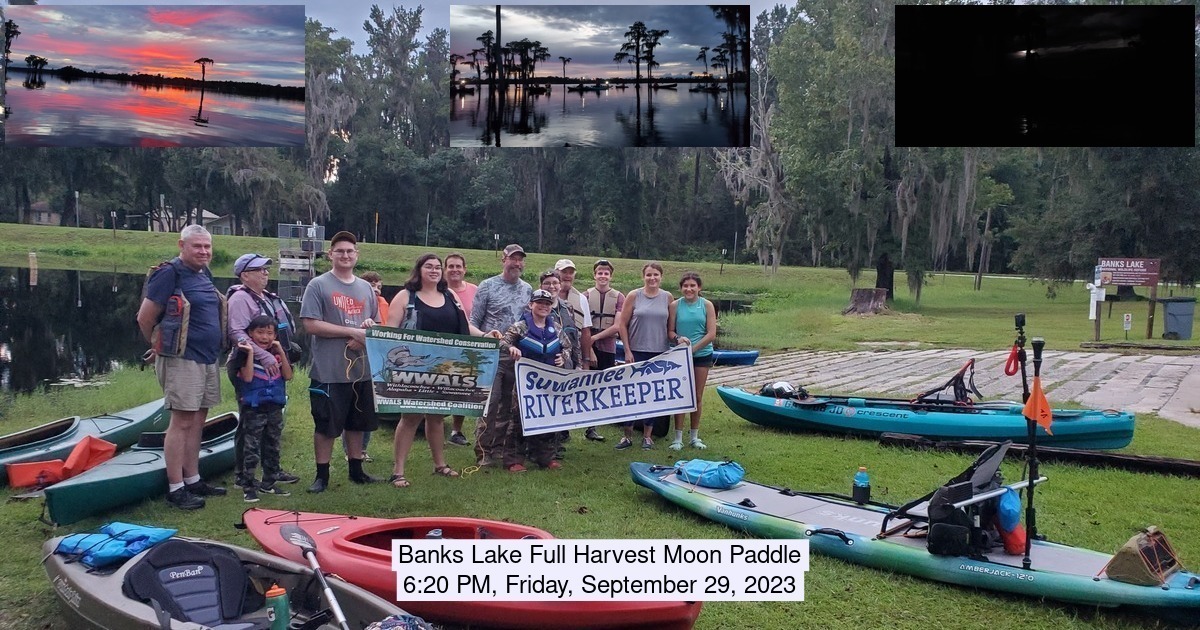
[4, 4, 305, 85]
[450, 5, 750, 79]
[10, 1, 777, 62]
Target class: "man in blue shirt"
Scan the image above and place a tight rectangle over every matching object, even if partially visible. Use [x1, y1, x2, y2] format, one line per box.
[136, 225, 227, 510]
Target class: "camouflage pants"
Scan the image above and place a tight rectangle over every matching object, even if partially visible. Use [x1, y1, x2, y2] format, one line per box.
[475, 357, 516, 466]
[235, 404, 284, 487]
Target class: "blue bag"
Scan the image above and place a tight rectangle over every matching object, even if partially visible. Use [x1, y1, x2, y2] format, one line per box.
[996, 487, 1021, 533]
[674, 459, 745, 489]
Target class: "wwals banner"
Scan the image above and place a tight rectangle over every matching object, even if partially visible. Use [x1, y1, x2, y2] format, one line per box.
[515, 345, 696, 436]
[365, 327, 500, 416]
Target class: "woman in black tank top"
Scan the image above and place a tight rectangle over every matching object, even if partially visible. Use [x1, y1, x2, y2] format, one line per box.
[384, 253, 491, 488]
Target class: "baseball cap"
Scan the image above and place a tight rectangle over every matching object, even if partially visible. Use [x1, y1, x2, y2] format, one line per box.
[554, 258, 576, 271]
[330, 230, 357, 247]
[234, 253, 272, 275]
[503, 243, 526, 258]
[530, 289, 555, 304]
[593, 259, 614, 271]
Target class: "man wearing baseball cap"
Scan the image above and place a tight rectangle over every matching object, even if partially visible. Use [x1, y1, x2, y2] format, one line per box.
[469, 243, 532, 466]
[552, 258, 603, 443]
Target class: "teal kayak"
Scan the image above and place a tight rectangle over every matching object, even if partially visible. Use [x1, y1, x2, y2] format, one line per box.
[43, 412, 238, 526]
[0, 399, 167, 485]
[614, 341, 759, 366]
[718, 385, 1135, 450]
[631, 461, 1199, 620]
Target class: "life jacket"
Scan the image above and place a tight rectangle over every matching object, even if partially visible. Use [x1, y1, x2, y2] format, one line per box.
[54, 522, 177, 569]
[586, 287, 622, 332]
[226, 284, 297, 353]
[238, 359, 288, 408]
[517, 312, 562, 365]
[143, 258, 228, 358]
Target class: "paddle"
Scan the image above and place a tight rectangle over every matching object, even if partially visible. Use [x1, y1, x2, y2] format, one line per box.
[280, 523, 351, 630]
[1023, 335, 1045, 571]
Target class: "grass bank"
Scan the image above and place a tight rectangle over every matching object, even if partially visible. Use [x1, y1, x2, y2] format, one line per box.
[2, 366, 1198, 630]
[2, 224, 1197, 353]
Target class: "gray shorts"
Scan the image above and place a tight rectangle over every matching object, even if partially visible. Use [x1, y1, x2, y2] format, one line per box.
[156, 355, 221, 411]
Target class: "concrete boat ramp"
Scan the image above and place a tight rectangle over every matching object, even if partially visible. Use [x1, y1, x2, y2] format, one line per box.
[707, 348, 1200, 429]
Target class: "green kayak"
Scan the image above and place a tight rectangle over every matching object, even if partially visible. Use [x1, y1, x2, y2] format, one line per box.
[631, 455, 1199, 622]
[0, 399, 167, 486]
[44, 412, 238, 526]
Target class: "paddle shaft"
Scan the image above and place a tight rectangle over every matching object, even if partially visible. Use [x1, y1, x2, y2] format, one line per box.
[1023, 336, 1045, 571]
[301, 548, 350, 630]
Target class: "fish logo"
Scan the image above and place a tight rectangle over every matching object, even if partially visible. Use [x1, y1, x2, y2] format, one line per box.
[387, 345, 431, 369]
[630, 360, 681, 376]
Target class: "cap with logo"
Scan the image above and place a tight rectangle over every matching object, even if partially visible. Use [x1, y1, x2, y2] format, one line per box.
[530, 289, 555, 303]
[234, 253, 272, 275]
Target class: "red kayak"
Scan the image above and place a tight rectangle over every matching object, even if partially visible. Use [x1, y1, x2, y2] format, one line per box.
[241, 508, 702, 630]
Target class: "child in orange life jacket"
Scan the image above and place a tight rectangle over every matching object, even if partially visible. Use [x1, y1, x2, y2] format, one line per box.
[230, 314, 294, 502]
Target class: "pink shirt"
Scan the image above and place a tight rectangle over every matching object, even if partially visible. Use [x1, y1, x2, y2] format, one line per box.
[451, 282, 478, 319]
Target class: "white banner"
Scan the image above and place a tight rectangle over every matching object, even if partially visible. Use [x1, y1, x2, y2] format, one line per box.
[515, 345, 697, 435]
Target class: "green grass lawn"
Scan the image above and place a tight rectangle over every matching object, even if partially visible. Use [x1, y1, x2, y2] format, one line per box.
[2, 224, 1199, 629]
[2, 365, 1198, 630]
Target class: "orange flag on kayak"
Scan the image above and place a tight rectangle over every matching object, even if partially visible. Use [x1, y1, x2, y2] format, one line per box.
[1022, 375, 1054, 436]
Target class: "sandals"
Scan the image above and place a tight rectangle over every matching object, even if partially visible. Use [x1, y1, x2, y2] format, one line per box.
[433, 465, 460, 478]
[388, 474, 410, 488]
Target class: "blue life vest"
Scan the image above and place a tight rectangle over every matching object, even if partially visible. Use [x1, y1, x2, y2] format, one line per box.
[239, 361, 288, 408]
[517, 312, 562, 365]
[55, 522, 177, 568]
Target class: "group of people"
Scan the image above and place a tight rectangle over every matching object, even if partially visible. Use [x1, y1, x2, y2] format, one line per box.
[137, 225, 719, 509]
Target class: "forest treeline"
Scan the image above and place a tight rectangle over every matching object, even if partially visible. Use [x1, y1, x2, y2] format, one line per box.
[1, 1, 1198, 299]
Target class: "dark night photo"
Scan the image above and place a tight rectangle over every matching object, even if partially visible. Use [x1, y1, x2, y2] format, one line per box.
[896, 5, 1195, 147]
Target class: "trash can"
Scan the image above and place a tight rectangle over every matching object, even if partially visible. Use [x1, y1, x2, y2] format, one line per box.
[1158, 297, 1196, 340]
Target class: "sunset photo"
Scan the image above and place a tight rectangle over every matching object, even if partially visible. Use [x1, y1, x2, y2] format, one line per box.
[2, 4, 305, 147]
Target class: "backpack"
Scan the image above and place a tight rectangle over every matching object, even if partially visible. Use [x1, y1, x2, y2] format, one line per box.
[142, 259, 228, 357]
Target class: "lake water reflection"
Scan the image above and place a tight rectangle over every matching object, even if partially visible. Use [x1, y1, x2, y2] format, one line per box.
[450, 83, 750, 148]
[3, 74, 304, 147]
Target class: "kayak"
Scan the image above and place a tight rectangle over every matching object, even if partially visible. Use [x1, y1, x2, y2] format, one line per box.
[0, 398, 167, 485]
[630, 460, 1200, 620]
[43, 533, 428, 629]
[242, 508, 704, 630]
[614, 341, 758, 366]
[718, 385, 1135, 449]
[43, 412, 238, 526]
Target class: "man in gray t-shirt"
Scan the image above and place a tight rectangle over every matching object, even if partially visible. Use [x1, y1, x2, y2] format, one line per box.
[299, 231, 380, 493]
[471, 243, 532, 467]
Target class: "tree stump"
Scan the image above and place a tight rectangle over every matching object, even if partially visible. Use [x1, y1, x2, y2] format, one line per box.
[842, 288, 889, 315]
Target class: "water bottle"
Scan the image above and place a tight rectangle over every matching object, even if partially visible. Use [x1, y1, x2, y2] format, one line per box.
[852, 466, 871, 504]
[265, 583, 289, 630]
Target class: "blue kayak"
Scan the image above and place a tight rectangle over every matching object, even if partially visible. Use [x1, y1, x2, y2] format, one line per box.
[718, 386, 1135, 450]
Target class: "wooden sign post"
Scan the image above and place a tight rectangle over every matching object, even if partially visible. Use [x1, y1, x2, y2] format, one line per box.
[1096, 258, 1161, 340]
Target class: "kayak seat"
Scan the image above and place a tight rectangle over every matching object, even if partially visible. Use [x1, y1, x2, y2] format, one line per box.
[122, 538, 268, 630]
[880, 441, 1012, 541]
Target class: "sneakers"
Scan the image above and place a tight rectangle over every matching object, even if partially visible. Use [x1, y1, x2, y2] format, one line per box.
[690, 437, 708, 450]
[449, 432, 470, 446]
[642, 438, 654, 450]
[507, 463, 528, 473]
[668, 440, 684, 451]
[614, 437, 633, 450]
[258, 483, 291, 497]
[243, 487, 260, 503]
[166, 487, 205, 510]
[344, 453, 374, 463]
[308, 477, 328, 493]
[585, 428, 605, 442]
[184, 480, 227, 497]
[546, 460, 563, 470]
[270, 471, 300, 485]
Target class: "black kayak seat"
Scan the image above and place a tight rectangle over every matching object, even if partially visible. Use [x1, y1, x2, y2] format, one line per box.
[880, 441, 1012, 534]
[122, 538, 267, 630]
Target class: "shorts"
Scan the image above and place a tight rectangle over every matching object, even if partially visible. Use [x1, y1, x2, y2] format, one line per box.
[693, 353, 716, 368]
[309, 379, 379, 438]
[156, 355, 221, 411]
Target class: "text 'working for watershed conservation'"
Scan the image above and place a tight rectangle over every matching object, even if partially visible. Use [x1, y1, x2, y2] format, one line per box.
[391, 539, 809, 601]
